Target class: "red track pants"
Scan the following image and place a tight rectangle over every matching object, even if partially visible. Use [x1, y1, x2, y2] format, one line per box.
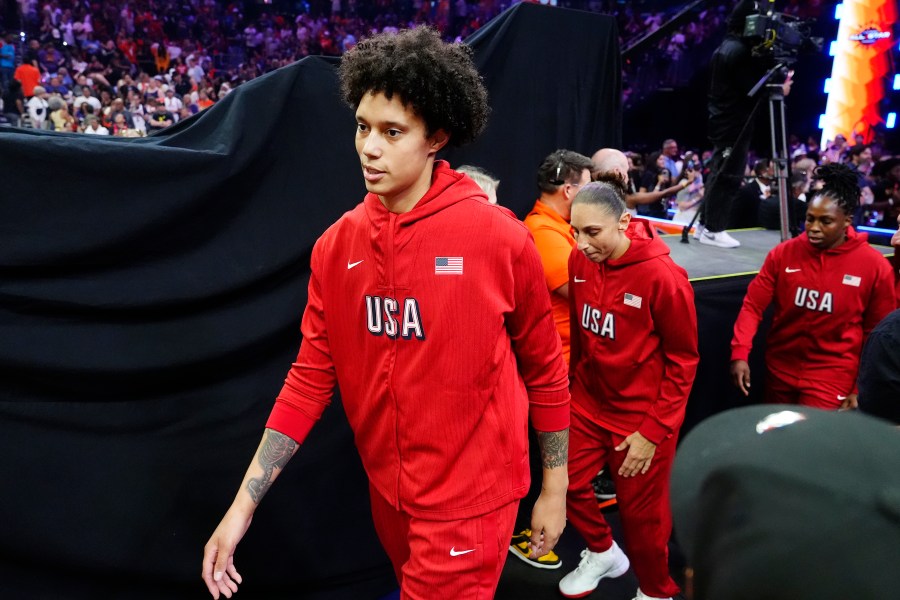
[369, 485, 518, 600]
[565, 410, 680, 599]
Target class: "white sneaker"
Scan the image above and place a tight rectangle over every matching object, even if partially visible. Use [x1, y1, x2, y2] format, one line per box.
[692, 223, 705, 240]
[631, 588, 673, 600]
[699, 229, 740, 248]
[558, 543, 630, 598]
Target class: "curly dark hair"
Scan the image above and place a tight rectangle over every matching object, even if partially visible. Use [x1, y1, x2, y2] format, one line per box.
[812, 163, 860, 216]
[338, 27, 489, 147]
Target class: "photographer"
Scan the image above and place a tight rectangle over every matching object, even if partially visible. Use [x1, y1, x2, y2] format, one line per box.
[697, 0, 792, 249]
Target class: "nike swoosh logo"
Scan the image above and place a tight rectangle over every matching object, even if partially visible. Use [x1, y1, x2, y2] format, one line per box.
[574, 277, 586, 283]
[785, 268, 801, 273]
[347, 260, 364, 269]
[449, 547, 475, 557]
[837, 395, 847, 401]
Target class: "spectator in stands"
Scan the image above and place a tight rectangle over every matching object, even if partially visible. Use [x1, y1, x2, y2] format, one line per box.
[50, 102, 76, 132]
[2, 78, 25, 126]
[661, 139, 681, 181]
[456, 164, 500, 205]
[38, 43, 64, 75]
[729, 158, 772, 229]
[25, 85, 50, 129]
[593, 148, 693, 219]
[14, 57, 41, 98]
[758, 170, 808, 232]
[44, 75, 69, 96]
[672, 153, 704, 225]
[173, 72, 192, 98]
[163, 88, 183, 117]
[105, 97, 133, 128]
[730, 164, 895, 409]
[146, 100, 174, 131]
[77, 86, 102, 112]
[559, 181, 698, 600]
[125, 88, 147, 120]
[0, 34, 15, 91]
[82, 114, 109, 135]
[196, 89, 214, 111]
[638, 152, 675, 219]
[822, 134, 847, 164]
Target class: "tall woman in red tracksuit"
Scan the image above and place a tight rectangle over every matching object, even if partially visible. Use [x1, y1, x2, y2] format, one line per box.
[730, 163, 895, 409]
[558, 182, 699, 600]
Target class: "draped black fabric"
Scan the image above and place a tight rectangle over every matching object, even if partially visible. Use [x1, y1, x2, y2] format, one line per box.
[0, 5, 620, 599]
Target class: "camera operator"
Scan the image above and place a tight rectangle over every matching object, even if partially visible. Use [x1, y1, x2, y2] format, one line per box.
[697, 0, 793, 249]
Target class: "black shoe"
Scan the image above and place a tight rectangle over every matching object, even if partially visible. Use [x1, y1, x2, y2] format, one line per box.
[592, 470, 616, 501]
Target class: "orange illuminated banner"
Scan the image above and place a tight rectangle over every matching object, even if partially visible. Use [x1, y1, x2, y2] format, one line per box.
[821, 0, 897, 145]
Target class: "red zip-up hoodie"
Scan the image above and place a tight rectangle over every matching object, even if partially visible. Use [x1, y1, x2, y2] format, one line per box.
[568, 218, 699, 445]
[731, 228, 895, 390]
[266, 161, 570, 520]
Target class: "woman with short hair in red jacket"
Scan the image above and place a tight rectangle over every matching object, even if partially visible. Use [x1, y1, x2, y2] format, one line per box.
[558, 181, 699, 600]
[730, 163, 895, 409]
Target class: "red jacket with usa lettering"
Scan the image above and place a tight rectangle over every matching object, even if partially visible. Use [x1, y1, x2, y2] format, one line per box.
[731, 228, 895, 391]
[266, 161, 570, 520]
[568, 218, 699, 445]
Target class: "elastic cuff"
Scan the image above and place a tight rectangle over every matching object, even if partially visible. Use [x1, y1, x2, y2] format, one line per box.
[638, 417, 670, 446]
[265, 401, 317, 444]
[730, 347, 750, 362]
[530, 402, 570, 432]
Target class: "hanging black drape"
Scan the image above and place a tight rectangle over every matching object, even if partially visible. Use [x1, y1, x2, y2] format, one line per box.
[0, 4, 620, 599]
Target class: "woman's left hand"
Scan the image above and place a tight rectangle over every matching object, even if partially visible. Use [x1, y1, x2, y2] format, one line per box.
[615, 431, 657, 477]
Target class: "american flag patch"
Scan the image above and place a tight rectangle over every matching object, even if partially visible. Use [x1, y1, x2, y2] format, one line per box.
[842, 274, 861, 287]
[435, 256, 463, 275]
[623, 293, 642, 309]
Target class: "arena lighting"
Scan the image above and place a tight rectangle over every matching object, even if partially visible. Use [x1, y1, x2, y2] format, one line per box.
[894, 74, 900, 90]
[818, 114, 826, 129]
[824, 78, 832, 93]
[820, 0, 897, 147]
[888, 113, 897, 129]
[835, 4, 843, 20]
[828, 41, 837, 56]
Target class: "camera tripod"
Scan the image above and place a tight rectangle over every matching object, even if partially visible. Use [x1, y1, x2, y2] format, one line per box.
[681, 62, 794, 244]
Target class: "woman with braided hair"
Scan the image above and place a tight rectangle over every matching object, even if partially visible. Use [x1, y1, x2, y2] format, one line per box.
[730, 163, 895, 409]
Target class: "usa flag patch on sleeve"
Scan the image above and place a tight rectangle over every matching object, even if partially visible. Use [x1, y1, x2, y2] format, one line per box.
[842, 274, 861, 287]
[435, 257, 463, 275]
[623, 293, 642, 309]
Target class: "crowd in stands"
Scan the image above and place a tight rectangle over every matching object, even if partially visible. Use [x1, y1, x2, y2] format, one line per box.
[0, 0, 893, 231]
[621, 132, 900, 232]
[0, 0, 831, 135]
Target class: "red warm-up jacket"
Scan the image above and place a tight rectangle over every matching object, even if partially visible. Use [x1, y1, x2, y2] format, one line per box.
[568, 218, 699, 445]
[266, 161, 570, 520]
[731, 228, 895, 391]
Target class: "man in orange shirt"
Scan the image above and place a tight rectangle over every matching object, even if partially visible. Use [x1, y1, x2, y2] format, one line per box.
[508, 150, 592, 571]
[14, 57, 41, 98]
[524, 149, 594, 364]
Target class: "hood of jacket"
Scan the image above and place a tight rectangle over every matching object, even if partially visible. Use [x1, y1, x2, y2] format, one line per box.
[605, 217, 671, 268]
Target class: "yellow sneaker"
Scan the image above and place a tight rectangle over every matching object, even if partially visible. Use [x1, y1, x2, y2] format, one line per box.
[508, 529, 562, 570]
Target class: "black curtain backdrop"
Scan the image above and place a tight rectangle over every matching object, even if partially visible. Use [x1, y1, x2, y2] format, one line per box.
[0, 5, 621, 599]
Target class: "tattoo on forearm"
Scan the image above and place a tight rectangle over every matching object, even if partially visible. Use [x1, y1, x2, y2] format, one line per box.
[538, 429, 569, 469]
[247, 430, 297, 504]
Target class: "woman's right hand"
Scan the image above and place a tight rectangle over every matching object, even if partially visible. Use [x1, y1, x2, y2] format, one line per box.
[730, 360, 751, 396]
[202, 506, 253, 599]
